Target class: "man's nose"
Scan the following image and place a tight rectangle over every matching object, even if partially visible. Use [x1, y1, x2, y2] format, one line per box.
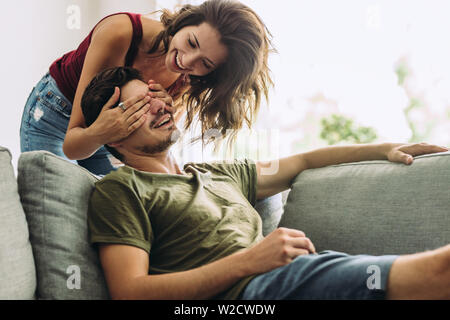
[148, 98, 167, 115]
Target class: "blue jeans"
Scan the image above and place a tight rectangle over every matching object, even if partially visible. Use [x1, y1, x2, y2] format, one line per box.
[20, 72, 118, 176]
[240, 250, 398, 300]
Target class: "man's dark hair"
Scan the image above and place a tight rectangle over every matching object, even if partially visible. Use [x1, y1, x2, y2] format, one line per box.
[81, 67, 144, 161]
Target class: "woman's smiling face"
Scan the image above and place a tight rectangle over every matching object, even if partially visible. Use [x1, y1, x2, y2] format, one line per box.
[165, 22, 228, 76]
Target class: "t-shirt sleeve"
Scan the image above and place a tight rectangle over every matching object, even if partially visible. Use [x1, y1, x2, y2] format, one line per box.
[87, 177, 153, 254]
[193, 159, 257, 206]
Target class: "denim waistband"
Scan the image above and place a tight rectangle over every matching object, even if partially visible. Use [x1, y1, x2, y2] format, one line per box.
[37, 72, 72, 116]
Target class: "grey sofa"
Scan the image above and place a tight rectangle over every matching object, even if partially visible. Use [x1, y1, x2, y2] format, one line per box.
[0, 145, 449, 299]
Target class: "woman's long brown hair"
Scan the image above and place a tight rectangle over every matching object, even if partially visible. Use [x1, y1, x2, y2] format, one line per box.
[148, 0, 275, 149]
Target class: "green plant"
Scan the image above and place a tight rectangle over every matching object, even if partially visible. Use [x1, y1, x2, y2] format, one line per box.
[320, 114, 378, 145]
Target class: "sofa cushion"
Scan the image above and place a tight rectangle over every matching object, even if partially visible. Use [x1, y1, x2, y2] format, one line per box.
[17, 151, 109, 299]
[279, 151, 450, 255]
[254, 192, 284, 236]
[0, 147, 36, 299]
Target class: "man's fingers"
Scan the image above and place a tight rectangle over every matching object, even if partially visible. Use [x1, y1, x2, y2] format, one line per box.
[289, 236, 316, 253]
[281, 227, 306, 238]
[290, 249, 310, 259]
[419, 144, 449, 153]
[395, 152, 413, 165]
[396, 143, 449, 164]
[402, 143, 448, 156]
[103, 87, 120, 110]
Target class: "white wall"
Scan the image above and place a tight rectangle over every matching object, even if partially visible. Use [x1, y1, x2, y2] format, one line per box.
[1, 0, 155, 171]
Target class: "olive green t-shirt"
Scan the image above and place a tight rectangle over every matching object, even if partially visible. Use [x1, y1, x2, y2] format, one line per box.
[88, 159, 264, 300]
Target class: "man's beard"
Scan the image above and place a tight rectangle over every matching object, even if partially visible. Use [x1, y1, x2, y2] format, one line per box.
[137, 128, 181, 155]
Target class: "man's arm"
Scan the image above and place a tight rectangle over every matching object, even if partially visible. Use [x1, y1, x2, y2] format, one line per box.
[99, 244, 248, 300]
[255, 142, 448, 199]
[99, 229, 316, 300]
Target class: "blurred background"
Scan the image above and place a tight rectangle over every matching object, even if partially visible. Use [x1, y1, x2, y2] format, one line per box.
[2, 0, 449, 170]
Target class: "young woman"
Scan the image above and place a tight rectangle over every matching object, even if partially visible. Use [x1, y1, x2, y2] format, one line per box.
[20, 0, 273, 175]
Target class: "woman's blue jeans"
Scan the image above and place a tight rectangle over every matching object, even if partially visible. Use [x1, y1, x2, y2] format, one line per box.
[20, 72, 118, 176]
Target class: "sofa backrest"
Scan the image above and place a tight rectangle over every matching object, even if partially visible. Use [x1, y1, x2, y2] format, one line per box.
[279, 151, 450, 255]
[0, 147, 36, 299]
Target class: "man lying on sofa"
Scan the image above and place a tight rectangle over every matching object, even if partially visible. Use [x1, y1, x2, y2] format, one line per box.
[84, 66, 450, 300]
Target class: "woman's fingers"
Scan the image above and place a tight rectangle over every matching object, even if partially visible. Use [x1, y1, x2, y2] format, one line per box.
[127, 113, 147, 133]
[117, 93, 147, 113]
[126, 103, 150, 126]
[148, 82, 164, 91]
[149, 95, 173, 106]
[149, 90, 172, 100]
[122, 95, 150, 117]
[149, 82, 174, 106]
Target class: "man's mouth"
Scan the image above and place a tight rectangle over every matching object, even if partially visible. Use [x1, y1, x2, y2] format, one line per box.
[151, 113, 173, 129]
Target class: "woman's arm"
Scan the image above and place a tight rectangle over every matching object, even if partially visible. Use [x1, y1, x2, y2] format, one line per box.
[63, 15, 142, 160]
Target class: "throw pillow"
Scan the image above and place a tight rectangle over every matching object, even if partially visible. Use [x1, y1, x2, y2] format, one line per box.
[17, 151, 109, 299]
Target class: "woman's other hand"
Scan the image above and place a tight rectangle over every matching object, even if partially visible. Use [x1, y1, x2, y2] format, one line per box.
[148, 80, 175, 113]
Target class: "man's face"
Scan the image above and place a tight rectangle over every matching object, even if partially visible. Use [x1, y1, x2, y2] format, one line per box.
[114, 79, 180, 155]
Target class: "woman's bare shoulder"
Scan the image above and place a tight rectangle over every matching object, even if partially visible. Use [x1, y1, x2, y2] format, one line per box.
[91, 14, 134, 43]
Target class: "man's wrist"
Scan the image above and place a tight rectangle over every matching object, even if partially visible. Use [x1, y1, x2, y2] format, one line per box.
[378, 143, 392, 159]
[379, 142, 402, 160]
[230, 249, 255, 278]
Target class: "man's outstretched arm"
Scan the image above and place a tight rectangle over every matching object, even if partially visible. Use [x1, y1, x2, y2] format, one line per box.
[255, 142, 448, 199]
[99, 243, 248, 300]
[99, 228, 316, 300]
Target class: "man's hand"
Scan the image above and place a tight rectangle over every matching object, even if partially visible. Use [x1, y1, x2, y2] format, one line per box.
[241, 228, 316, 275]
[385, 142, 449, 165]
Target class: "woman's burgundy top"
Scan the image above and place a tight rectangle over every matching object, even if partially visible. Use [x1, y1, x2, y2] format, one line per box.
[49, 12, 143, 103]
